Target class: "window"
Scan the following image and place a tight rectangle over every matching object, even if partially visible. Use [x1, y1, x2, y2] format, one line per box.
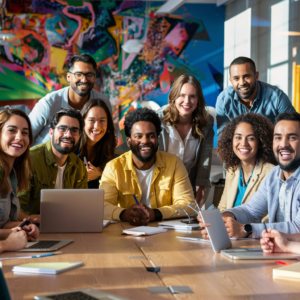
[224, 8, 251, 88]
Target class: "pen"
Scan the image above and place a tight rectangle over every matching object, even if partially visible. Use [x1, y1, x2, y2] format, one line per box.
[176, 236, 210, 242]
[19, 217, 31, 228]
[84, 157, 88, 168]
[132, 195, 149, 217]
[133, 195, 139, 206]
[0, 252, 62, 261]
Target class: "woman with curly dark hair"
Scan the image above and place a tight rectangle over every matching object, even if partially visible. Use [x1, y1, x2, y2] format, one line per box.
[217, 113, 277, 212]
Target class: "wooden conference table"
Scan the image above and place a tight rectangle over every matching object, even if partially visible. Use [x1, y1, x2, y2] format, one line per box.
[1, 222, 300, 300]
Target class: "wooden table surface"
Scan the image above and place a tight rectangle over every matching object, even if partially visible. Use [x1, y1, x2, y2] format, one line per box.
[2, 222, 300, 300]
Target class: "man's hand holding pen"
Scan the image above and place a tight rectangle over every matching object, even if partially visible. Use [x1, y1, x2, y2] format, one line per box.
[120, 203, 155, 226]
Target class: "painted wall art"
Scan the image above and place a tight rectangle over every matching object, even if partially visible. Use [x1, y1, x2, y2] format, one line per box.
[0, 0, 224, 145]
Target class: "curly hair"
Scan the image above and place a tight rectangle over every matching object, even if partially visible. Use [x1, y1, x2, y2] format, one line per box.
[217, 113, 277, 172]
[124, 108, 162, 138]
[162, 74, 208, 139]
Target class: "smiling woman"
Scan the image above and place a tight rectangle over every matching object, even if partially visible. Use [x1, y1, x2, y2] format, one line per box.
[79, 99, 116, 188]
[217, 113, 277, 213]
[157, 74, 214, 206]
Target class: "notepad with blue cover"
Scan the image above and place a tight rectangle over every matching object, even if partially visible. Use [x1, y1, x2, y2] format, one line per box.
[12, 262, 83, 275]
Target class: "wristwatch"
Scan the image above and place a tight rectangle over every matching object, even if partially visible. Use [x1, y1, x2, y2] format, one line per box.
[243, 224, 252, 237]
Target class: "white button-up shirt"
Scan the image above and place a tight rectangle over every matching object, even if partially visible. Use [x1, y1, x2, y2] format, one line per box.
[166, 125, 199, 174]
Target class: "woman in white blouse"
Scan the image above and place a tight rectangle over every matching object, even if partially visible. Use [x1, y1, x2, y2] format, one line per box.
[157, 74, 214, 205]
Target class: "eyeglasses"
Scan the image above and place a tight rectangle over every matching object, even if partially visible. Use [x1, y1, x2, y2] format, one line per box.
[55, 126, 81, 136]
[68, 72, 96, 80]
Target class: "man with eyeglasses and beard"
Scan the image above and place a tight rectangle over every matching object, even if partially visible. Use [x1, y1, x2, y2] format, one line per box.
[100, 108, 195, 225]
[29, 53, 112, 146]
[18, 109, 88, 224]
[216, 57, 295, 137]
[198, 111, 300, 239]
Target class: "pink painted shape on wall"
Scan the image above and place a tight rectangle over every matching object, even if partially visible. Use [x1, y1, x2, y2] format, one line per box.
[160, 63, 171, 94]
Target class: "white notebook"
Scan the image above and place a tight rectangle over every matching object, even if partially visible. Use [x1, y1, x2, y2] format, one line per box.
[122, 226, 167, 236]
[12, 262, 83, 275]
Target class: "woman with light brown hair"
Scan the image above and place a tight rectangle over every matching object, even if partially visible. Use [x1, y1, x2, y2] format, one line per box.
[0, 107, 39, 251]
[157, 74, 214, 205]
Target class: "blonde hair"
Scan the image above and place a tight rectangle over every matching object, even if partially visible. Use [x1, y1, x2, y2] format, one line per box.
[0, 108, 33, 197]
[162, 74, 208, 139]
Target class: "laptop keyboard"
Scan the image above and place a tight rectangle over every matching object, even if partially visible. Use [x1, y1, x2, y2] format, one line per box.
[26, 240, 61, 249]
[48, 291, 101, 300]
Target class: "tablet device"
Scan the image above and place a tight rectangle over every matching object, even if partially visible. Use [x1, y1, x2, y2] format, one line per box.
[221, 248, 300, 260]
[199, 209, 232, 253]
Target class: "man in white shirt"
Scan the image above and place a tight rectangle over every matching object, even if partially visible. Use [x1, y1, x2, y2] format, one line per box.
[29, 53, 112, 146]
[18, 109, 88, 223]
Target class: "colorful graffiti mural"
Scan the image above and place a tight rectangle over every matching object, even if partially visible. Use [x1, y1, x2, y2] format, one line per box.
[0, 0, 224, 144]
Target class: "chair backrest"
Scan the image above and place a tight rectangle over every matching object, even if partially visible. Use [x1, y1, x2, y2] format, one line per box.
[136, 100, 161, 111]
[206, 106, 216, 125]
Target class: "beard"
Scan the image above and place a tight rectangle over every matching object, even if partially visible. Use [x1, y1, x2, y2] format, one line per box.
[130, 142, 158, 163]
[236, 81, 256, 99]
[275, 147, 300, 172]
[71, 81, 94, 97]
[52, 135, 76, 155]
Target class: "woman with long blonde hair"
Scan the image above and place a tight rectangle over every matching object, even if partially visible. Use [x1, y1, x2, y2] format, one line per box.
[157, 74, 214, 205]
[0, 108, 39, 252]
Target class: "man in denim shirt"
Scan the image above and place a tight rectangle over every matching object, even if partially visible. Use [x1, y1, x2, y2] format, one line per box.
[216, 57, 295, 137]
[29, 53, 112, 146]
[199, 112, 300, 238]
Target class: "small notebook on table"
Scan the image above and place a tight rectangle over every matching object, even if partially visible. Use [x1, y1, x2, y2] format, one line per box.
[122, 226, 167, 236]
[273, 262, 300, 279]
[12, 262, 83, 275]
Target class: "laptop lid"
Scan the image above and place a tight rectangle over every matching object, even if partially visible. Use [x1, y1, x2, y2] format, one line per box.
[40, 189, 104, 233]
[199, 209, 232, 253]
[221, 248, 300, 260]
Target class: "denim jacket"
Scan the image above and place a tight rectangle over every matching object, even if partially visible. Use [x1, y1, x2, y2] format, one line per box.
[225, 166, 300, 238]
[18, 140, 88, 215]
[29, 87, 111, 146]
[156, 106, 214, 193]
[0, 167, 20, 228]
[216, 81, 295, 137]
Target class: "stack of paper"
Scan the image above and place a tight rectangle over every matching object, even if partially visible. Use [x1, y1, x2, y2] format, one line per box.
[158, 220, 201, 231]
[122, 226, 167, 236]
[12, 262, 83, 275]
[273, 262, 300, 279]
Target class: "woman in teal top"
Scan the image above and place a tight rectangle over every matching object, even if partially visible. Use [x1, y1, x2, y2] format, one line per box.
[217, 113, 277, 213]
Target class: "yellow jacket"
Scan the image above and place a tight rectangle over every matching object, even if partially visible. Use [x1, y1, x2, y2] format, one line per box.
[218, 160, 275, 212]
[100, 150, 195, 220]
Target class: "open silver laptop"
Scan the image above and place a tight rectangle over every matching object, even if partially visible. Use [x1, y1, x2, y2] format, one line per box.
[19, 239, 73, 252]
[40, 189, 104, 233]
[199, 209, 232, 253]
[35, 289, 130, 300]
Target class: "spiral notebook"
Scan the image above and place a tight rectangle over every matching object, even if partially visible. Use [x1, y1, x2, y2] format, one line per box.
[12, 262, 83, 275]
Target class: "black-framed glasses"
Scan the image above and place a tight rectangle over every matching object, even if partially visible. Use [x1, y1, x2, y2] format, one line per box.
[68, 72, 96, 80]
[55, 126, 81, 136]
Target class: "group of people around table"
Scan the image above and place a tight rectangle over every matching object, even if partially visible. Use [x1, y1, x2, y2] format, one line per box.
[0, 53, 300, 257]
